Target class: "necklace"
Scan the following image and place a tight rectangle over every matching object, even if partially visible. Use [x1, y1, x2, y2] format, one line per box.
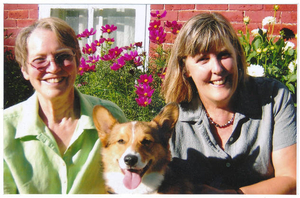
[205, 109, 235, 128]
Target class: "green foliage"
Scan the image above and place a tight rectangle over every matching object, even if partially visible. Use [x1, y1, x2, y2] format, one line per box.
[4, 31, 34, 109]
[238, 8, 297, 105]
[75, 42, 166, 121]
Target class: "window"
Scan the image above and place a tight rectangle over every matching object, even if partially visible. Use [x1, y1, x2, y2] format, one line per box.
[39, 4, 150, 52]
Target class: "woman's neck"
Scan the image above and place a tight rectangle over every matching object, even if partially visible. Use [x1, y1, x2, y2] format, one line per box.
[37, 90, 80, 124]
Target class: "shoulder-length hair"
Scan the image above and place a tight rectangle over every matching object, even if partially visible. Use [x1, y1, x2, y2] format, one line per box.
[15, 17, 81, 69]
[162, 12, 248, 104]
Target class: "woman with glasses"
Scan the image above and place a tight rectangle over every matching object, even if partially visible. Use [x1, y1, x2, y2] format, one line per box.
[3, 17, 127, 194]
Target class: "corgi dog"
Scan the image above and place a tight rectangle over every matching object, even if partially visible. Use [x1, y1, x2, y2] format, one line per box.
[93, 103, 188, 194]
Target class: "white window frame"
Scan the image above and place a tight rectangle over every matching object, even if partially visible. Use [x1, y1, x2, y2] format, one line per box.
[38, 4, 150, 53]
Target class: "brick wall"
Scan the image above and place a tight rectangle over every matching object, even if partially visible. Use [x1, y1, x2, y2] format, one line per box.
[150, 4, 297, 49]
[3, 4, 297, 52]
[4, 4, 39, 52]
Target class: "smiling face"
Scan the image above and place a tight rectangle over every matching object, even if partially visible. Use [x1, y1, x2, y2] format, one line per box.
[22, 28, 78, 101]
[185, 42, 239, 108]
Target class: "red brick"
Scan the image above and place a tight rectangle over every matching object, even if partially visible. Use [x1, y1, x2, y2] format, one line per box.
[4, 10, 9, 19]
[4, 19, 17, 27]
[162, 10, 178, 21]
[17, 19, 36, 27]
[281, 11, 297, 24]
[196, 4, 228, 11]
[218, 11, 244, 23]
[4, 4, 17, 10]
[245, 11, 280, 23]
[8, 10, 28, 19]
[165, 4, 195, 10]
[29, 10, 39, 19]
[229, 4, 263, 11]
[264, 4, 297, 11]
[178, 10, 204, 21]
[16, 4, 38, 9]
[151, 4, 164, 10]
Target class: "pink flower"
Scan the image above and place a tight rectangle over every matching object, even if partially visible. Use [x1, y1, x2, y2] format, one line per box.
[134, 42, 143, 48]
[149, 26, 166, 44]
[104, 38, 115, 44]
[77, 28, 96, 39]
[86, 55, 100, 64]
[93, 38, 106, 47]
[110, 57, 126, 71]
[134, 56, 143, 67]
[110, 46, 123, 57]
[135, 96, 152, 107]
[101, 24, 117, 34]
[157, 68, 167, 79]
[82, 43, 97, 55]
[135, 83, 154, 98]
[100, 46, 123, 61]
[165, 21, 182, 35]
[150, 10, 167, 19]
[123, 50, 138, 61]
[137, 74, 153, 85]
[148, 20, 161, 31]
[79, 57, 96, 75]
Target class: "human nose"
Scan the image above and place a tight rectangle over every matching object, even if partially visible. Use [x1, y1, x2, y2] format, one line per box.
[210, 56, 224, 74]
[46, 58, 62, 72]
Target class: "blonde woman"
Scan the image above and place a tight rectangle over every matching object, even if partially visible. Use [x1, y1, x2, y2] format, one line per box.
[163, 13, 296, 194]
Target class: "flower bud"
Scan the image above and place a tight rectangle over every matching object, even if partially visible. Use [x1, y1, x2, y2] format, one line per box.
[243, 16, 250, 25]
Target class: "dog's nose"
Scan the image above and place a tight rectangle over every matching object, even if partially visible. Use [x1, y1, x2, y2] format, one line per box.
[124, 154, 138, 167]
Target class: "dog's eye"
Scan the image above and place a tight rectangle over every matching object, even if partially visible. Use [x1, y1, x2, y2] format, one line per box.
[118, 139, 125, 144]
[141, 139, 152, 146]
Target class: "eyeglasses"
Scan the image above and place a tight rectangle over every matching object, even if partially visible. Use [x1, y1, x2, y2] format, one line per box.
[28, 51, 76, 71]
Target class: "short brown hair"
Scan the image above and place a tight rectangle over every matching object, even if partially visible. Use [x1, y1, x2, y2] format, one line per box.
[162, 12, 248, 104]
[15, 17, 81, 69]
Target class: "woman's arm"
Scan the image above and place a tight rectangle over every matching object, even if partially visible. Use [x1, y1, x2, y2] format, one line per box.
[196, 144, 296, 194]
[239, 144, 296, 194]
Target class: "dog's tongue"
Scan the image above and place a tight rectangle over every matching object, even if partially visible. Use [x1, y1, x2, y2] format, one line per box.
[123, 170, 142, 189]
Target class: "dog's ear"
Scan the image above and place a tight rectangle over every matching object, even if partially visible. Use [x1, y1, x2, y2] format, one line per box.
[93, 105, 119, 145]
[152, 102, 179, 142]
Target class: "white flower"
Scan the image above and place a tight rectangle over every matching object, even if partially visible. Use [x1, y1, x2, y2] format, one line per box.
[262, 16, 276, 26]
[288, 59, 297, 73]
[251, 28, 267, 37]
[283, 41, 295, 51]
[247, 64, 265, 77]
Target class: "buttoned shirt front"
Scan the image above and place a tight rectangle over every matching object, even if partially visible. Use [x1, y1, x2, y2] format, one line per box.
[3, 88, 127, 194]
[169, 77, 296, 189]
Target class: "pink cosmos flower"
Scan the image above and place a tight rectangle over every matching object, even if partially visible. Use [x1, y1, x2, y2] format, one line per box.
[104, 38, 115, 44]
[137, 74, 153, 85]
[149, 26, 166, 44]
[77, 28, 96, 39]
[110, 57, 126, 71]
[123, 50, 138, 61]
[165, 21, 182, 35]
[100, 46, 123, 61]
[134, 42, 143, 48]
[82, 43, 97, 55]
[135, 96, 152, 107]
[134, 56, 143, 67]
[93, 38, 106, 47]
[79, 57, 96, 75]
[148, 20, 161, 31]
[101, 24, 117, 34]
[86, 55, 100, 64]
[135, 83, 155, 98]
[150, 10, 167, 19]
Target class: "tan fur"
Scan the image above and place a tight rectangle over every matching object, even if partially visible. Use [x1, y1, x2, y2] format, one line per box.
[93, 103, 195, 194]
